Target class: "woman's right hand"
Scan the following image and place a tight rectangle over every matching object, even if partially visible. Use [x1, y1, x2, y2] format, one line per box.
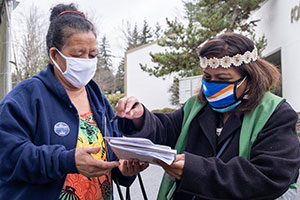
[75, 146, 119, 178]
[115, 96, 144, 120]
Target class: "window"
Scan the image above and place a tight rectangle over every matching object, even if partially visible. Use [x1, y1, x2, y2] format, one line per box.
[265, 49, 282, 96]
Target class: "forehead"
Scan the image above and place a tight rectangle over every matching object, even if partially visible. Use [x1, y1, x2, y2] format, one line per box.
[63, 31, 97, 50]
[203, 66, 240, 76]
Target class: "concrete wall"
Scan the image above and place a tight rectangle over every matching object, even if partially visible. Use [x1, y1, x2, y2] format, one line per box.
[250, 0, 300, 111]
[125, 42, 175, 111]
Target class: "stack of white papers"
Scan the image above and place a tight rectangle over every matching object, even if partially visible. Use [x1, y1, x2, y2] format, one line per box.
[105, 137, 177, 165]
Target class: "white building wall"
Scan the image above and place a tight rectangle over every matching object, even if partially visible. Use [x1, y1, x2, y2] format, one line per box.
[125, 42, 175, 111]
[250, 0, 300, 111]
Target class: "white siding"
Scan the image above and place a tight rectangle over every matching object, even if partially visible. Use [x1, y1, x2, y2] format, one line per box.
[125, 43, 175, 110]
[250, 0, 300, 111]
[179, 75, 202, 104]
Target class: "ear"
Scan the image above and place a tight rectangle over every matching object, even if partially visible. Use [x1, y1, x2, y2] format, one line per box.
[49, 47, 57, 65]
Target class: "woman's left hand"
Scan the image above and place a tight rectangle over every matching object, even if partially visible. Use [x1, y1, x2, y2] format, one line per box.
[118, 159, 149, 176]
[155, 154, 185, 180]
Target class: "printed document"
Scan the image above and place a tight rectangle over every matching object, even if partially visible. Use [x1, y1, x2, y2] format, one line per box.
[105, 137, 177, 165]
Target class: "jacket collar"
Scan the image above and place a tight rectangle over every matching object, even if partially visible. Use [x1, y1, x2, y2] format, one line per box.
[197, 105, 242, 152]
[197, 105, 218, 154]
[217, 112, 242, 145]
[33, 64, 71, 105]
[33, 64, 106, 114]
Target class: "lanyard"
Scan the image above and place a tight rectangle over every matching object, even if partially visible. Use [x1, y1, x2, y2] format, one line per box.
[216, 134, 234, 158]
[191, 134, 234, 200]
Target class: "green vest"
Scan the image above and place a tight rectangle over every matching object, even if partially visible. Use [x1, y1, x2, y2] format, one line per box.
[157, 92, 295, 200]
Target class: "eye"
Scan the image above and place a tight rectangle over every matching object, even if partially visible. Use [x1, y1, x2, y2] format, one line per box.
[203, 74, 211, 81]
[216, 75, 233, 81]
[71, 54, 81, 58]
[89, 54, 97, 59]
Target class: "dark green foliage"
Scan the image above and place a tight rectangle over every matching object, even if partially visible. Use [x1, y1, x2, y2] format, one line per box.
[98, 36, 113, 70]
[94, 36, 115, 94]
[105, 93, 125, 112]
[151, 107, 176, 113]
[139, 20, 154, 45]
[168, 78, 179, 106]
[140, 0, 267, 78]
[115, 58, 125, 93]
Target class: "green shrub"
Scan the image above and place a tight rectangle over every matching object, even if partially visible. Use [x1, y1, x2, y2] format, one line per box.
[151, 108, 175, 113]
[105, 93, 125, 112]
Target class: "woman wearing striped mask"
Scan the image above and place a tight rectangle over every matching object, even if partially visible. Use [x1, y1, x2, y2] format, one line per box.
[115, 32, 300, 200]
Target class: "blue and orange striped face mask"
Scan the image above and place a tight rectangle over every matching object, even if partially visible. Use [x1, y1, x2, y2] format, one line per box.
[202, 76, 247, 113]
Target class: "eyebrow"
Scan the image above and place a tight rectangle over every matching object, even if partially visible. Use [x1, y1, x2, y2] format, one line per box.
[216, 73, 232, 76]
[70, 48, 97, 54]
[69, 49, 83, 54]
[204, 72, 232, 76]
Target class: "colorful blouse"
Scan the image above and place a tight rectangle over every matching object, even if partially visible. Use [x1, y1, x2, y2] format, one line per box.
[59, 112, 112, 200]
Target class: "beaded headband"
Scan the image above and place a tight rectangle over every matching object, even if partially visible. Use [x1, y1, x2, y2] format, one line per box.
[199, 47, 258, 69]
[58, 11, 86, 18]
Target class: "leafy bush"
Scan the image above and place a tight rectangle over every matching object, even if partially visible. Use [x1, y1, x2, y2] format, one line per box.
[151, 108, 175, 113]
[105, 93, 125, 112]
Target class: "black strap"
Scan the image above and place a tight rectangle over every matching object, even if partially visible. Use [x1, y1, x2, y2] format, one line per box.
[114, 173, 148, 200]
[138, 173, 148, 200]
[126, 187, 131, 200]
[114, 177, 124, 200]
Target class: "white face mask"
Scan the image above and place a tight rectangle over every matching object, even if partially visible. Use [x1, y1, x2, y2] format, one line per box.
[50, 48, 97, 88]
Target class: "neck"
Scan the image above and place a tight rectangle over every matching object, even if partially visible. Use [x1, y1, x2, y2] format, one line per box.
[65, 86, 86, 98]
[53, 66, 90, 114]
[223, 112, 231, 124]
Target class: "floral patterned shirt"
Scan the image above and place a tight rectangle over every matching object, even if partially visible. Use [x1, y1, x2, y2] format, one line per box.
[59, 112, 112, 200]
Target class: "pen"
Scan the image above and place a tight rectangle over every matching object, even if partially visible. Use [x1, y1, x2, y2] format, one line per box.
[110, 101, 140, 123]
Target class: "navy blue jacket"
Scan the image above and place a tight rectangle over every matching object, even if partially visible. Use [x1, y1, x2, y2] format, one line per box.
[0, 64, 134, 199]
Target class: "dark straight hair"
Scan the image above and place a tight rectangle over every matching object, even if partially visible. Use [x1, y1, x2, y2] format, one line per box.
[197, 32, 280, 114]
[46, 3, 96, 53]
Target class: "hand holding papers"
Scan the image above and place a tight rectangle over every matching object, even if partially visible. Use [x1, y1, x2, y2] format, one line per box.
[105, 137, 177, 165]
